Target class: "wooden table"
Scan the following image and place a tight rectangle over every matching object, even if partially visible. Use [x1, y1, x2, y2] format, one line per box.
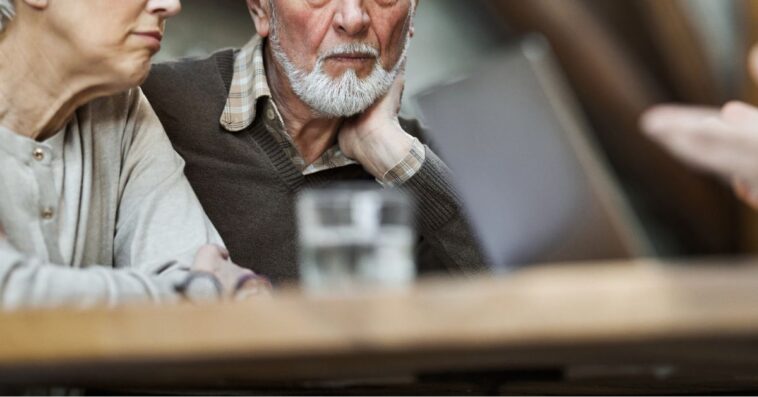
[3, 259, 758, 394]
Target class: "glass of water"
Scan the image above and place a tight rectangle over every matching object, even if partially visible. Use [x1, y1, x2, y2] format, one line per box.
[297, 184, 416, 294]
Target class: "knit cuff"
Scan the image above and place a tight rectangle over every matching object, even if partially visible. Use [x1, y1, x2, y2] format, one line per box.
[401, 146, 462, 232]
[378, 137, 426, 188]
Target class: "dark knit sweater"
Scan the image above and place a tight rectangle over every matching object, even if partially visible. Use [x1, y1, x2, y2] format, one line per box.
[142, 49, 486, 283]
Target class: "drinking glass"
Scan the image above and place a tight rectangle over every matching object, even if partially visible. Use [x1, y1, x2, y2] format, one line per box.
[297, 184, 416, 294]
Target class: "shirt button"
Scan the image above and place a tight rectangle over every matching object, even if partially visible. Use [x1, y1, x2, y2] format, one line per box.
[41, 208, 55, 220]
[33, 148, 45, 161]
[266, 108, 276, 121]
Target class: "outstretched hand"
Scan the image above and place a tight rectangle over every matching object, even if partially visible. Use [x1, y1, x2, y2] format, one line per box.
[641, 101, 758, 209]
[641, 43, 758, 209]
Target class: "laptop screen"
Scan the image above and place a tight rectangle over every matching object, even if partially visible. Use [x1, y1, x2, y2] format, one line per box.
[413, 37, 648, 271]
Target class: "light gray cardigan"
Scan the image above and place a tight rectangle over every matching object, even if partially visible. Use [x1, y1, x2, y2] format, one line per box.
[0, 88, 222, 310]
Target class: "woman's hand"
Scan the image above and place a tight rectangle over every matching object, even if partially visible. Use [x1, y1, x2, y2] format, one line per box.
[191, 245, 271, 300]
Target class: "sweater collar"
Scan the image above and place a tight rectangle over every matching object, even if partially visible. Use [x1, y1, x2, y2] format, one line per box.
[218, 35, 359, 174]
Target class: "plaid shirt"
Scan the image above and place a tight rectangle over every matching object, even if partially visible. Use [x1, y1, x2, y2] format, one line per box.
[220, 35, 424, 186]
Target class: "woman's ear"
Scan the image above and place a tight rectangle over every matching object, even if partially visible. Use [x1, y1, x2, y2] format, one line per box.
[246, 0, 271, 38]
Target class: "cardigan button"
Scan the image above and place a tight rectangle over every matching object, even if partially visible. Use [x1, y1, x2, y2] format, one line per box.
[41, 207, 55, 220]
[33, 148, 45, 161]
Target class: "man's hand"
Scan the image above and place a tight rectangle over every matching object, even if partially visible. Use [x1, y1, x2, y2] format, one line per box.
[338, 73, 414, 180]
[0, 223, 5, 240]
[641, 101, 758, 209]
[191, 245, 271, 299]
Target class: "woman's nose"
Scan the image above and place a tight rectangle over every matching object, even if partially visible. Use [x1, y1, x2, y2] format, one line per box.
[146, 0, 182, 19]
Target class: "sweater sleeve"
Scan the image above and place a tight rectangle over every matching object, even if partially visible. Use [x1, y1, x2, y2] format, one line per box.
[0, 239, 187, 311]
[400, 146, 489, 277]
[113, 89, 224, 283]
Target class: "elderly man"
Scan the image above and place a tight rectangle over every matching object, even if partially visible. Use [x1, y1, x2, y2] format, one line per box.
[142, 0, 486, 282]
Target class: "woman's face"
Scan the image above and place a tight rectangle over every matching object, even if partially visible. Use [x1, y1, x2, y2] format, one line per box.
[43, 0, 181, 87]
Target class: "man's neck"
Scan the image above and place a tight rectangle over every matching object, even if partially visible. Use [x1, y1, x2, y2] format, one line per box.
[0, 24, 113, 141]
[263, 40, 343, 165]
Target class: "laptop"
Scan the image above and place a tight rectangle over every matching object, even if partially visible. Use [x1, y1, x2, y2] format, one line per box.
[412, 36, 650, 271]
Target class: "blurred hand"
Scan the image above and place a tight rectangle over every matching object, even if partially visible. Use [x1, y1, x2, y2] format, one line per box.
[0, 223, 5, 240]
[339, 72, 414, 180]
[191, 244, 270, 300]
[641, 102, 758, 209]
[641, 43, 758, 209]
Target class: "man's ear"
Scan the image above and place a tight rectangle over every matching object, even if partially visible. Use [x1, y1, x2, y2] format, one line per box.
[21, 0, 48, 10]
[408, 0, 418, 38]
[246, 0, 271, 38]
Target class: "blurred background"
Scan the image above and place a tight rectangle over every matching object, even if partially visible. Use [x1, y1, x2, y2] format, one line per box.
[156, 0, 758, 260]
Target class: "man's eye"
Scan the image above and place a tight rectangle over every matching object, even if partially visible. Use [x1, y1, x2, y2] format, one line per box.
[374, 0, 400, 6]
[303, 0, 403, 8]
[306, 0, 330, 7]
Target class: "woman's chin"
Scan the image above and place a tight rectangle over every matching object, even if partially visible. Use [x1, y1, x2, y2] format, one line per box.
[115, 58, 152, 88]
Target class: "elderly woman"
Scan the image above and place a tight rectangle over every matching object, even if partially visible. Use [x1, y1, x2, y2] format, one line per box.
[0, 0, 261, 310]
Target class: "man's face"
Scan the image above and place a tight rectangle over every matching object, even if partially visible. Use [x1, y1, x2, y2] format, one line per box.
[271, 0, 412, 79]
[264, 0, 415, 117]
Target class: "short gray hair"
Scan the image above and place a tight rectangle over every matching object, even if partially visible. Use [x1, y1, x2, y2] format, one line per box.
[0, 0, 14, 32]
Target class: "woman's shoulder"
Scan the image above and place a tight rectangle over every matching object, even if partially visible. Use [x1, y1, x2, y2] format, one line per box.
[74, 87, 182, 174]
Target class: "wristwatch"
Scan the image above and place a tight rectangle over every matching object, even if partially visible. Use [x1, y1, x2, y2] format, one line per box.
[175, 271, 223, 303]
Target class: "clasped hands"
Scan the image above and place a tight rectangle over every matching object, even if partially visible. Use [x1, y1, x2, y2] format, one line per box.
[191, 244, 272, 301]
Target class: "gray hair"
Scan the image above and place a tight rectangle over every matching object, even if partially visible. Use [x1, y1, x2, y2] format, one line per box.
[0, 0, 14, 32]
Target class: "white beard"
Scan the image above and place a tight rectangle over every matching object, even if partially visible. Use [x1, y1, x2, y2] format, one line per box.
[269, 21, 411, 118]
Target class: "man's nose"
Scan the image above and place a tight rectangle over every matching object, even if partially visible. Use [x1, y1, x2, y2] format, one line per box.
[333, 0, 370, 37]
[146, 0, 182, 19]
